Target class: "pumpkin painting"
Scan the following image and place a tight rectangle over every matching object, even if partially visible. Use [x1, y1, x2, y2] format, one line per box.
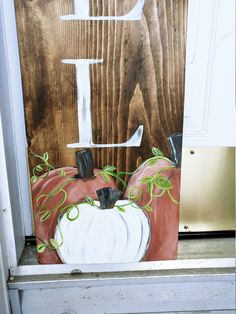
[32, 150, 116, 264]
[54, 187, 150, 264]
[31, 134, 182, 264]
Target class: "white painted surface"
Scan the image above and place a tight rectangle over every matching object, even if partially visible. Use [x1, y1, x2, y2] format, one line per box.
[9, 272, 235, 313]
[0, 0, 32, 245]
[0, 144, 11, 313]
[183, 0, 236, 147]
[55, 200, 150, 264]
[61, 0, 145, 21]
[8, 255, 236, 313]
[0, 245, 11, 314]
[63, 59, 143, 148]
[8, 290, 21, 314]
[0, 115, 18, 267]
[10, 258, 235, 277]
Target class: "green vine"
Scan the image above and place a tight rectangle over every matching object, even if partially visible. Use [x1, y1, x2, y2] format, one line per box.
[36, 204, 80, 253]
[97, 146, 179, 211]
[31, 147, 179, 253]
[31, 152, 54, 183]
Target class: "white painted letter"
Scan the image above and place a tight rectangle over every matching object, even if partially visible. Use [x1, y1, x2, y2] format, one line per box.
[60, 0, 145, 21]
[62, 59, 143, 148]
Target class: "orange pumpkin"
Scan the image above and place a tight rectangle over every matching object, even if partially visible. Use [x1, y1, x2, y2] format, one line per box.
[124, 133, 182, 261]
[32, 150, 116, 264]
[124, 160, 180, 261]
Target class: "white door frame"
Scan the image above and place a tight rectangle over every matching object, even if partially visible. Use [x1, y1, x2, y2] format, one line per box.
[0, 0, 33, 264]
[0, 116, 11, 312]
[0, 244, 11, 314]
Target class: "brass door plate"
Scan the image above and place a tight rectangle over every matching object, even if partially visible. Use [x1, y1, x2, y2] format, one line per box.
[180, 147, 235, 232]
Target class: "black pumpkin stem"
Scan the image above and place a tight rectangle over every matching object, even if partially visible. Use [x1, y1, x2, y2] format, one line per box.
[167, 133, 182, 168]
[75, 149, 94, 179]
[96, 187, 122, 209]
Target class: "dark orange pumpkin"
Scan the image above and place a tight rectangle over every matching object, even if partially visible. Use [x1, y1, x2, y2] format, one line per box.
[124, 161, 180, 261]
[123, 133, 182, 261]
[32, 150, 116, 264]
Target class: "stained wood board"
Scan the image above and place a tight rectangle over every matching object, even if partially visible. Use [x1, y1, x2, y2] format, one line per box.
[14, 0, 187, 172]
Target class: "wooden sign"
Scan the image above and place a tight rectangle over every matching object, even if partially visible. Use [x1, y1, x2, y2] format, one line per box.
[14, 0, 187, 172]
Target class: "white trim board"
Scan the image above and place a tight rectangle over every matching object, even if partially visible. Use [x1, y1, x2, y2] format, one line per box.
[8, 269, 235, 313]
[0, 0, 33, 237]
[0, 244, 11, 314]
[9, 258, 235, 277]
[0, 114, 18, 267]
[0, 0, 33, 264]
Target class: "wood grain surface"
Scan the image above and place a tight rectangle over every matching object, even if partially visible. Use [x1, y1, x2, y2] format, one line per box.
[14, 0, 187, 173]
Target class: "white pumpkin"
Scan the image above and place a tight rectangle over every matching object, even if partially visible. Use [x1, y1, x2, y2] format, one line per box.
[54, 200, 150, 264]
